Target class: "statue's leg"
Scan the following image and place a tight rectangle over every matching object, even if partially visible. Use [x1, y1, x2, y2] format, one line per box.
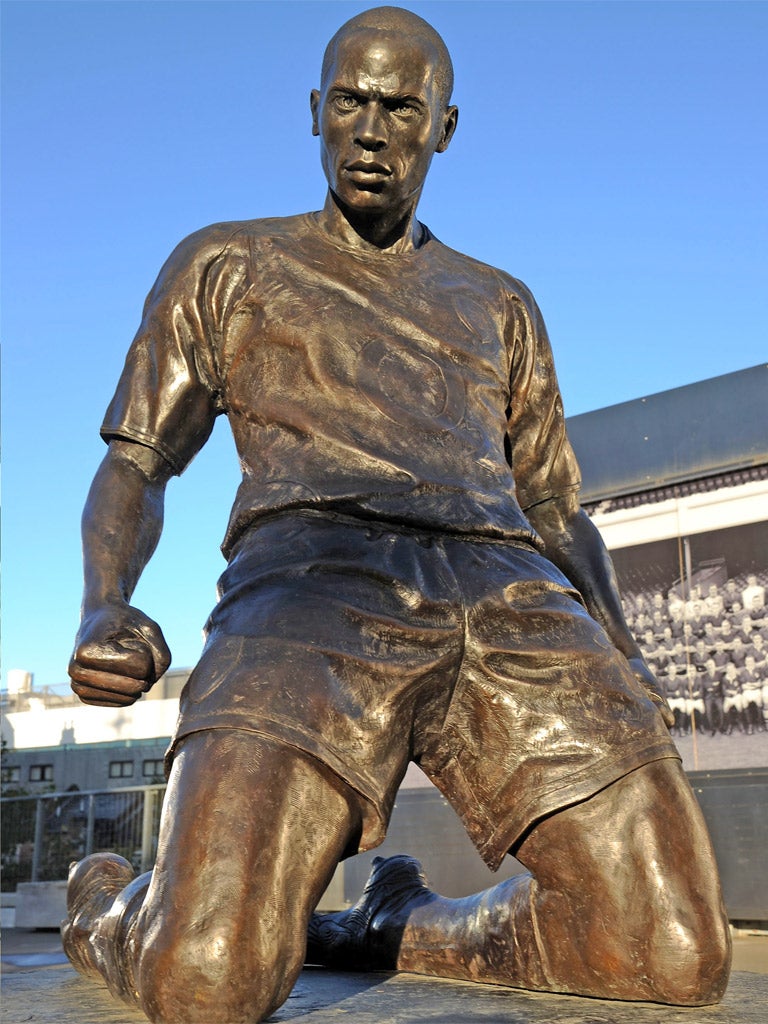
[310, 759, 730, 1005]
[63, 730, 360, 1024]
[63, 852, 151, 994]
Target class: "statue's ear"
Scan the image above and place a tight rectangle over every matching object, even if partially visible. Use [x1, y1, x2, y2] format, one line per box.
[436, 106, 458, 154]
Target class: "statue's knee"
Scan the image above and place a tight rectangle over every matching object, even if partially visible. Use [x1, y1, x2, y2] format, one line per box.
[647, 907, 731, 1005]
[137, 922, 297, 1023]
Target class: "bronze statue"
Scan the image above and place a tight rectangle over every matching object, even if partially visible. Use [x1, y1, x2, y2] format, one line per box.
[63, 7, 731, 1022]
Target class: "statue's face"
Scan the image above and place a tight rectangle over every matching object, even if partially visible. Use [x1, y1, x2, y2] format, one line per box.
[311, 29, 454, 219]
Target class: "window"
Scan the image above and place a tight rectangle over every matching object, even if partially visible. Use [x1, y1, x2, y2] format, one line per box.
[1, 765, 21, 784]
[29, 764, 54, 782]
[142, 759, 165, 778]
[108, 760, 134, 779]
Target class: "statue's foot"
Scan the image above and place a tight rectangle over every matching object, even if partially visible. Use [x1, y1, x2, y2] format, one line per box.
[61, 852, 135, 978]
[307, 854, 436, 971]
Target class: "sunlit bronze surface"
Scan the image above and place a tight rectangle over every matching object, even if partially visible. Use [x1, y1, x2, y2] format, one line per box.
[63, 7, 730, 1022]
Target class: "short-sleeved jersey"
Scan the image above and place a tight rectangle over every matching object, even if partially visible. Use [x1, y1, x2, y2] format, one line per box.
[102, 214, 580, 558]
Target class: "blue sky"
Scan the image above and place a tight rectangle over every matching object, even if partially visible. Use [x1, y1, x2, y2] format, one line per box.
[2, 0, 766, 692]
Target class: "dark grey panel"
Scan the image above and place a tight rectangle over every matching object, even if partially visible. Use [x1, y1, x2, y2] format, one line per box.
[689, 768, 768, 921]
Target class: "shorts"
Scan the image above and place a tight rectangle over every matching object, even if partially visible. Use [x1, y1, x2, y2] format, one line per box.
[169, 511, 678, 870]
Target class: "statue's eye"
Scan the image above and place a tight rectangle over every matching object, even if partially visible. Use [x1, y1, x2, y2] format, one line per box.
[334, 94, 360, 111]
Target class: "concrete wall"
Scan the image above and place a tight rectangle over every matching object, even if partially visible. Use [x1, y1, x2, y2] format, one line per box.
[3, 698, 180, 751]
[14, 881, 67, 929]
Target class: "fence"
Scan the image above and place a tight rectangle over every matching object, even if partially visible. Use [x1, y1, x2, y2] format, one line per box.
[3, 772, 767, 921]
[1, 785, 166, 891]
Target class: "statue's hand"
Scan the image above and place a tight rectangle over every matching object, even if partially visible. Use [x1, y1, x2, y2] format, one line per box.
[69, 604, 171, 707]
[627, 655, 674, 730]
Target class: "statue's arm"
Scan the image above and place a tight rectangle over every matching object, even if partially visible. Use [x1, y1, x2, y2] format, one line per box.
[526, 490, 674, 726]
[68, 439, 175, 707]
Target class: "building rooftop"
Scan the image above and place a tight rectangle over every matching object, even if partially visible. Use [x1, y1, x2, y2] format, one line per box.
[567, 364, 768, 504]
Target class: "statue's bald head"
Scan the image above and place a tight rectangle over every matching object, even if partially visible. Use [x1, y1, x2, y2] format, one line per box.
[322, 6, 454, 107]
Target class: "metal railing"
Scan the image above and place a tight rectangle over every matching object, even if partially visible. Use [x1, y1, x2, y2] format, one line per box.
[1, 785, 166, 890]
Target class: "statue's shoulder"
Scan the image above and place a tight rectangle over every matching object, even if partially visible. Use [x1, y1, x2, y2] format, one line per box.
[162, 215, 309, 271]
[427, 232, 536, 309]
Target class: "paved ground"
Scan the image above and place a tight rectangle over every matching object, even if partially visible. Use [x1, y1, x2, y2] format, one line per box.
[2, 961, 767, 1024]
[2, 928, 766, 1024]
